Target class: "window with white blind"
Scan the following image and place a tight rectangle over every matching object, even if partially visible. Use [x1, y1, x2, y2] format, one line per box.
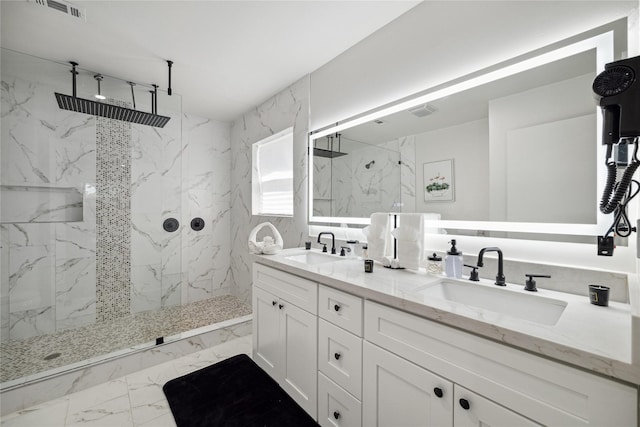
[252, 127, 294, 217]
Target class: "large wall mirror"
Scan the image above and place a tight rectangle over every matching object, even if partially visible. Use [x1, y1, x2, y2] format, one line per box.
[309, 24, 627, 243]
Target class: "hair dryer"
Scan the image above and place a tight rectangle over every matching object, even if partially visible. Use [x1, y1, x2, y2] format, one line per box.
[592, 55, 640, 255]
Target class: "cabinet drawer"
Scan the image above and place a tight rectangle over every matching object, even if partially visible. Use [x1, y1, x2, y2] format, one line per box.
[319, 285, 363, 336]
[365, 300, 637, 426]
[319, 319, 362, 399]
[253, 264, 317, 314]
[318, 372, 362, 427]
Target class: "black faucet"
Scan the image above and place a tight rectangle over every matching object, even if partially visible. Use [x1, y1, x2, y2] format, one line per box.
[477, 247, 506, 286]
[317, 232, 336, 254]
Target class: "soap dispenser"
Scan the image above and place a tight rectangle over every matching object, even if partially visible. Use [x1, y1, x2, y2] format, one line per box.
[445, 239, 463, 279]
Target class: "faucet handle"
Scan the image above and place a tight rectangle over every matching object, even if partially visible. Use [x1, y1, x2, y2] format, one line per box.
[524, 274, 551, 292]
[340, 246, 351, 256]
[464, 264, 480, 281]
[321, 243, 328, 253]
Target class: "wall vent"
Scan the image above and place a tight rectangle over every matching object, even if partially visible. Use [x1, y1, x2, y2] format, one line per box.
[32, 0, 85, 20]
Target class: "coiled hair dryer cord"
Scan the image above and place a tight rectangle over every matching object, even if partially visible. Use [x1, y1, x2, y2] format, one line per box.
[600, 139, 640, 215]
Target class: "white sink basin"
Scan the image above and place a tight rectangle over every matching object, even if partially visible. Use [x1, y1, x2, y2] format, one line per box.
[284, 252, 345, 265]
[417, 280, 567, 325]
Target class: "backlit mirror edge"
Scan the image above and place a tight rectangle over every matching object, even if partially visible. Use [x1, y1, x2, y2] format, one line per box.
[308, 29, 615, 238]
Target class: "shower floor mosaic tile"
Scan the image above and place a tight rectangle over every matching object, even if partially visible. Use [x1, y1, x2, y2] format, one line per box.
[0, 295, 251, 383]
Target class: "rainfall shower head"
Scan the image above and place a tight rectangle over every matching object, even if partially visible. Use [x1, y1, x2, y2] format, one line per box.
[313, 148, 348, 158]
[55, 62, 171, 128]
[55, 93, 170, 127]
[313, 133, 348, 158]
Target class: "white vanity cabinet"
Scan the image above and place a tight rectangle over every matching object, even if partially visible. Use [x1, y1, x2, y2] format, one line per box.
[317, 285, 364, 427]
[364, 300, 637, 426]
[252, 262, 638, 426]
[252, 264, 318, 419]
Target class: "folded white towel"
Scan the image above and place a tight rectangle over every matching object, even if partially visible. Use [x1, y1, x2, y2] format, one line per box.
[367, 213, 392, 262]
[394, 213, 424, 270]
[397, 241, 422, 270]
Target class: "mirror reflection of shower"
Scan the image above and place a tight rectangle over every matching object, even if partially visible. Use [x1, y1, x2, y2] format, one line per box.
[313, 132, 348, 158]
[312, 134, 401, 218]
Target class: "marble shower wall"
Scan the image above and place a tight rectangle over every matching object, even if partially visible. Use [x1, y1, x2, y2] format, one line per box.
[1, 66, 98, 341]
[1, 51, 232, 343]
[230, 76, 310, 304]
[179, 115, 232, 304]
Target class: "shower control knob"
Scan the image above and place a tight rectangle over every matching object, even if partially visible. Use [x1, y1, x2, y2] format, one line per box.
[190, 217, 205, 231]
[163, 218, 179, 232]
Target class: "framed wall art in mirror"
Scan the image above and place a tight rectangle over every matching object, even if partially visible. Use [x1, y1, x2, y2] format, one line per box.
[424, 159, 454, 203]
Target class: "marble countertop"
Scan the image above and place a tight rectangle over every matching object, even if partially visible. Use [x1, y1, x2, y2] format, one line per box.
[255, 248, 640, 385]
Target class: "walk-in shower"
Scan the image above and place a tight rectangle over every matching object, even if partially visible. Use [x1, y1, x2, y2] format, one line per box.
[0, 49, 250, 394]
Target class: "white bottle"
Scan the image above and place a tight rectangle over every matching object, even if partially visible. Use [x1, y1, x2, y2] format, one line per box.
[445, 239, 463, 279]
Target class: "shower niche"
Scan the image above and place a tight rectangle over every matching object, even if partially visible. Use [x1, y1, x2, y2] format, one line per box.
[0, 185, 84, 223]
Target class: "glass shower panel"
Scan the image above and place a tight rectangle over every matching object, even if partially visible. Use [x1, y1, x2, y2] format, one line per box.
[0, 48, 183, 383]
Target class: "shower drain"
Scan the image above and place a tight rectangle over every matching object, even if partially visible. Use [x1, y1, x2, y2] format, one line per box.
[43, 352, 61, 361]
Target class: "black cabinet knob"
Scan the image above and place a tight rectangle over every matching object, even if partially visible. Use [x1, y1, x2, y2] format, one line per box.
[272, 300, 277, 306]
[334, 352, 341, 360]
[278, 304, 284, 310]
[434, 387, 443, 398]
[334, 304, 341, 312]
[333, 411, 340, 420]
[459, 398, 470, 410]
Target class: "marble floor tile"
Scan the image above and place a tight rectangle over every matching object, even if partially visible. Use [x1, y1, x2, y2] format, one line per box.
[1, 335, 253, 427]
[0, 398, 70, 427]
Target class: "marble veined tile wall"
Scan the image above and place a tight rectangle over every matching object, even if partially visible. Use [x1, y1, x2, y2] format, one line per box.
[180, 114, 232, 304]
[330, 140, 402, 218]
[1, 71, 98, 341]
[128, 111, 232, 314]
[230, 76, 310, 304]
[399, 135, 416, 213]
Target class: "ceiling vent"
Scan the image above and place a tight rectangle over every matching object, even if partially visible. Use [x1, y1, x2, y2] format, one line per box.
[408, 104, 437, 118]
[31, 0, 85, 20]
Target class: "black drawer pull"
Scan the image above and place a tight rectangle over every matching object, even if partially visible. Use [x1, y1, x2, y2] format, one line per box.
[334, 352, 341, 360]
[459, 398, 470, 410]
[334, 304, 341, 312]
[333, 411, 340, 420]
[434, 387, 443, 398]
[272, 300, 277, 306]
[278, 304, 284, 310]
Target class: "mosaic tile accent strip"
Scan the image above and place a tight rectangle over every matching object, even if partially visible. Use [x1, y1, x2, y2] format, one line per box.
[0, 294, 251, 383]
[96, 99, 132, 322]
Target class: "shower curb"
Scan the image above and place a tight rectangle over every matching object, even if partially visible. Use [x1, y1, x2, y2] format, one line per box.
[0, 315, 252, 417]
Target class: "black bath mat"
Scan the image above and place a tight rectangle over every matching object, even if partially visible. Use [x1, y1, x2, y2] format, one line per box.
[163, 353, 319, 427]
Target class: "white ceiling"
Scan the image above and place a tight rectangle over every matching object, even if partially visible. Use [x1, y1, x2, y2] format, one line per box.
[0, 0, 419, 122]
